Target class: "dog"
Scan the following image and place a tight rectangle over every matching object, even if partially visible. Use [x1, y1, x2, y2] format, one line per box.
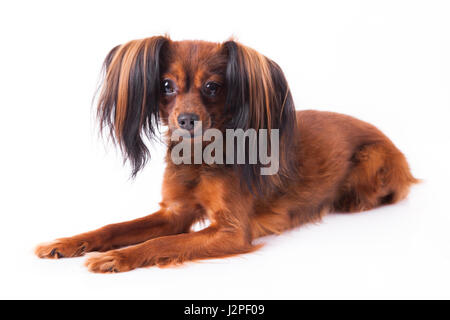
[35, 36, 418, 273]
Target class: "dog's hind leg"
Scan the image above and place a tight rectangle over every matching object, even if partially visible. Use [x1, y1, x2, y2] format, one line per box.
[333, 142, 418, 213]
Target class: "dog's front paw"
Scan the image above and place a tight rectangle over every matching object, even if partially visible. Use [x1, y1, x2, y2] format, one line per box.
[35, 238, 88, 259]
[85, 251, 134, 273]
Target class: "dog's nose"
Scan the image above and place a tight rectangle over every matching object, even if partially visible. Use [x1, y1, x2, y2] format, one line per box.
[177, 113, 200, 131]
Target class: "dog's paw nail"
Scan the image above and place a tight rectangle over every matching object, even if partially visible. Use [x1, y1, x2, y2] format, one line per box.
[35, 240, 88, 259]
[107, 266, 119, 273]
[49, 248, 63, 258]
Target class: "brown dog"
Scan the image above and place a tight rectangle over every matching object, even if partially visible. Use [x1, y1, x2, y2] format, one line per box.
[35, 36, 417, 273]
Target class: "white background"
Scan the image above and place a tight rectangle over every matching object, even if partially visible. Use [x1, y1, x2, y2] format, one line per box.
[1, 0, 449, 299]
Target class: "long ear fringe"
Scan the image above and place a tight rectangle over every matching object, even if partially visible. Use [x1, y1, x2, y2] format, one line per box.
[223, 40, 298, 195]
[96, 36, 169, 177]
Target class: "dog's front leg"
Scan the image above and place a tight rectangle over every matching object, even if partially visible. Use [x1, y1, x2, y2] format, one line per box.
[85, 185, 256, 273]
[85, 221, 255, 273]
[35, 203, 203, 259]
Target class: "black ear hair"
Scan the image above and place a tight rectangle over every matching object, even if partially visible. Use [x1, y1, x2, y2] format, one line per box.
[223, 40, 298, 194]
[97, 36, 170, 177]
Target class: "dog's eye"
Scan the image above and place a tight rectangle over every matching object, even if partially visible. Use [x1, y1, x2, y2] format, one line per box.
[162, 79, 176, 95]
[203, 81, 221, 97]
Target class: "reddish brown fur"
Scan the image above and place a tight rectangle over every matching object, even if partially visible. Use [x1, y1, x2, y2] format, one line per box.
[35, 37, 417, 273]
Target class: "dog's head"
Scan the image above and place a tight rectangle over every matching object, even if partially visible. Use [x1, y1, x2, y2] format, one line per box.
[97, 36, 297, 192]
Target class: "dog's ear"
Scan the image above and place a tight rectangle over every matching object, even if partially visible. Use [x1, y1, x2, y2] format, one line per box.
[97, 36, 170, 177]
[222, 40, 298, 193]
